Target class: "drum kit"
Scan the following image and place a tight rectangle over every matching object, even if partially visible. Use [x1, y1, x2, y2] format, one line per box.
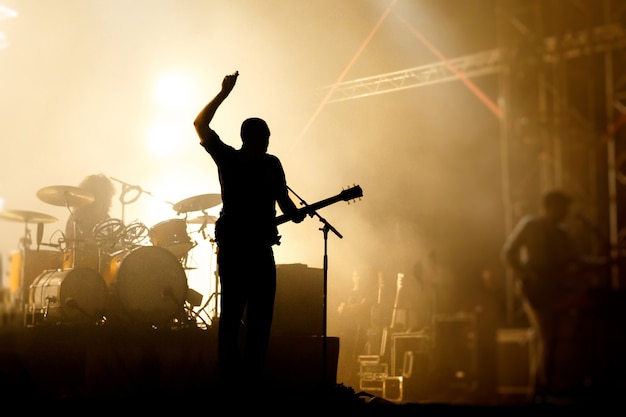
[1, 184, 222, 328]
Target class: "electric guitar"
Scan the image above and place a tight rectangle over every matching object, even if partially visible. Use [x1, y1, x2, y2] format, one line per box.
[216, 185, 362, 246]
[275, 185, 363, 225]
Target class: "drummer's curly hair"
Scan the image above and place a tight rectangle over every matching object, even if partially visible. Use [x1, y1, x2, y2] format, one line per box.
[79, 174, 115, 207]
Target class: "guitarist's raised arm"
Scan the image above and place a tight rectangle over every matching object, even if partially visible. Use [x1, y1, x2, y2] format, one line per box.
[194, 71, 239, 151]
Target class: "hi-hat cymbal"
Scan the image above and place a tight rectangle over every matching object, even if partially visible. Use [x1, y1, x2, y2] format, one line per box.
[187, 214, 218, 225]
[0, 209, 58, 224]
[173, 194, 222, 213]
[36, 185, 95, 207]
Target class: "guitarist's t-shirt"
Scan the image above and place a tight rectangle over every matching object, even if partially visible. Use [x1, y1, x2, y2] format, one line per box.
[201, 131, 286, 247]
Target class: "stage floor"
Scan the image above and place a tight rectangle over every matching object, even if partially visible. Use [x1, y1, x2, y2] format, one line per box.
[0, 318, 624, 415]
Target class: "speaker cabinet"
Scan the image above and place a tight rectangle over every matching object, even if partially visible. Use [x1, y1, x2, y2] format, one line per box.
[272, 263, 324, 337]
[433, 313, 478, 390]
[496, 327, 535, 395]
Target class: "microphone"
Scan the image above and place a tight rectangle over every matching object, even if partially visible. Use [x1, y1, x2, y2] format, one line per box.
[39, 242, 60, 248]
[110, 176, 133, 188]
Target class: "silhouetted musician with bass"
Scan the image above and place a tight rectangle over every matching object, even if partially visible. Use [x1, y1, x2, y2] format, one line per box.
[194, 71, 305, 391]
[501, 190, 606, 399]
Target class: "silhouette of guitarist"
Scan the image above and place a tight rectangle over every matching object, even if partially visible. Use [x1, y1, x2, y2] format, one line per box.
[194, 71, 305, 390]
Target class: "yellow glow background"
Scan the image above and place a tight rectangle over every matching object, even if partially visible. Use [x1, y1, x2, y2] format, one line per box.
[0, 1, 504, 332]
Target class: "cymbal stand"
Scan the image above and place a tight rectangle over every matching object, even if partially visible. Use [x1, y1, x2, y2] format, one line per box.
[191, 229, 220, 328]
[18, 221, 32, 325]
[207, 241, 220, 325]
[66, 203, 78, 270]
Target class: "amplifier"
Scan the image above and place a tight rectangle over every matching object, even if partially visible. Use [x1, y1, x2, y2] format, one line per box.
[496, 327, 535, 396]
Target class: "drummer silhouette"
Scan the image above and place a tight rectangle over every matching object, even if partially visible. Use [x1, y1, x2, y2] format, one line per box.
[64, 174, 117, 270]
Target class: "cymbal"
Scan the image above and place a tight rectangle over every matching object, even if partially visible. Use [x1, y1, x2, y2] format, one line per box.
[36, 185, 95, 207]
[173, 193, 222, 213]
[187, 214, 218, 225]
[0, 209, 58, 224]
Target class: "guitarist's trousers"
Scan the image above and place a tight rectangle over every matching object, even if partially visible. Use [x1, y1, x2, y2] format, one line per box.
[216, 243, 277, 388]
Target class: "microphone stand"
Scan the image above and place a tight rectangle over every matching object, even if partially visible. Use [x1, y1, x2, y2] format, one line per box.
[110, 177, 176, 223]
[287, 186, 342, 391]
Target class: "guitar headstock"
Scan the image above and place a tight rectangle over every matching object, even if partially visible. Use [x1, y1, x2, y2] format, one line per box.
[341, 184, 363, 203]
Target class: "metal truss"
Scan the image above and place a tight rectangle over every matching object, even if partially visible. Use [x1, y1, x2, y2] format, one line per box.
[319, 48, 503, 104]
[542, 23, 626, 63]
[319, 23, 626, 104]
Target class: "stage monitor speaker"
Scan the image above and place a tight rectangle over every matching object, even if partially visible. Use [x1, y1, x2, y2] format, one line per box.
[273, 263, 324, 337]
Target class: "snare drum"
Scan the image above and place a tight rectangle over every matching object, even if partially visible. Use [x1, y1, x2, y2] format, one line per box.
[149, 218, 194, 258]
[104, 246, 188, 325]
[28, 267, 107, 324]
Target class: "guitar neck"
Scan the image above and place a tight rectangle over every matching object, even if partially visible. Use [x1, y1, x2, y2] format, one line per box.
[389, 274, 404, 329]
[276, 186, 363, 226]
[275, 190, 359, 226]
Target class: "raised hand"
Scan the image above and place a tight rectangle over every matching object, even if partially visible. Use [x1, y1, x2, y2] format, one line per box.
[221, 71, 239, 96]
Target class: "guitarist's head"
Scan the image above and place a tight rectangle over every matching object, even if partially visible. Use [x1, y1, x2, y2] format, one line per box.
[542, 189, 572, 224]
[241, 117, 270, 154]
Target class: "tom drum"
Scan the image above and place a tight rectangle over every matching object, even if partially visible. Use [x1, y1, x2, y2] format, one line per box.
[148, 218, 194, 258]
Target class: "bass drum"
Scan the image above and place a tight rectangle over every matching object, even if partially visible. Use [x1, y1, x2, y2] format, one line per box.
[28, 268, 107, 324]
[108, 246, 188, 326]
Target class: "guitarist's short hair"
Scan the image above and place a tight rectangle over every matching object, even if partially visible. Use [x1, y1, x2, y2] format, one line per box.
[241, 117, 270, 142]
[543, 190, 572, 208]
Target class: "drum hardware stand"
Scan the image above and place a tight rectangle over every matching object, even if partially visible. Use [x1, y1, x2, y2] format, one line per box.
[17, 221, 50, 325]
[17, 222, 33, 325]
[62, 200, 79, 270]
[194, 229, 220, 327]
